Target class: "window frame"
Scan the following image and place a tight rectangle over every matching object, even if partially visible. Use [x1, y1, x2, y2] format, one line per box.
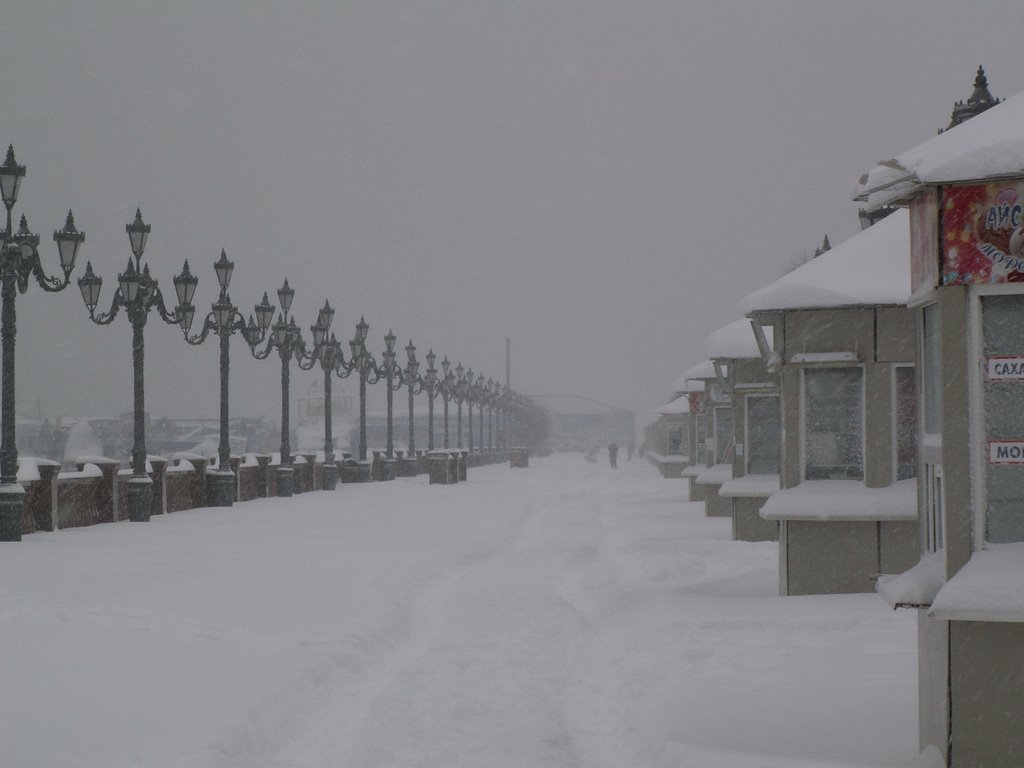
[695, 411, 707, 466]
[799, 365, 865, 482]
[712, 404, 733, 466]
[969, 283, 1024, 546]
[744, 392, 780, 476]
[892, 363, 918, 482]
[918, 301, 944, 555]
[666, 424, 685, 456]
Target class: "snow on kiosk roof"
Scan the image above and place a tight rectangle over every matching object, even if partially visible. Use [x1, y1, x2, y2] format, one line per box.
[656, 395, 689, 415]
[703, 317, 767, 360]
[857, 88, 1024, 209]
[739, 207, 910, 314]
[669, 371, 703, 393]
[680, 359, 715, 382]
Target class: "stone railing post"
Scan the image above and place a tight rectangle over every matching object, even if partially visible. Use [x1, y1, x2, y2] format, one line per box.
[230, 455, 242, 502]
[22, 459, 60, 533]
[255, 454, 271, 498]
[149, 457, 168, 515]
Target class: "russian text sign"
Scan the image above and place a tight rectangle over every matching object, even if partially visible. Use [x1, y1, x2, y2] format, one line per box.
[989, 441, 1024, 464]
[988, 357, 1024, 380]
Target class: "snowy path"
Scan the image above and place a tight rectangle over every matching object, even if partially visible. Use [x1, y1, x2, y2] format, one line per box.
[0, 455, 920, 767]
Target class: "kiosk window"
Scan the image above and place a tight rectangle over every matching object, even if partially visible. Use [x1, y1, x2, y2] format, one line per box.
[982, 294, 1024, 542]
[803, 368, 863, 480]
[747, 395, 780, 475]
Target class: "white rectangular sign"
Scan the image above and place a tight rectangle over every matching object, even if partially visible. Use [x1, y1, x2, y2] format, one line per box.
[987, 357, 1024, 380]
[989, 441, 1024, 464]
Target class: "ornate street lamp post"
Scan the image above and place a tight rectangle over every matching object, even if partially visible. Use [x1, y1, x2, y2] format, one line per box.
[488, 380, 498, 452]
[464, 367, 475, 454]
[498, 384, 510, 451]
[454, 362, 465, 450]
[0, 147, 84, 540]
[511, 392, 527, 447]
[336, 317, 378, 463]
[489, 382, 501, 454]
[476, 373, 486, 455]
[79, 209, 191, 522]
[506, 390, 519, 447]
[439, 356, 454, 450]
[302, 301, 341, 489]
[419, 349, 441, 452]
[485, 378, 496, 452]
[403, 340, 422, 462]
[177, 250, 271, 506]
[246, 279, 308, 497]
[378, 330, 404, 473]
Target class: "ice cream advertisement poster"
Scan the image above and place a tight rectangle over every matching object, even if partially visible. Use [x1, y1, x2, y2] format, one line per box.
[943, 182, 1024, 284]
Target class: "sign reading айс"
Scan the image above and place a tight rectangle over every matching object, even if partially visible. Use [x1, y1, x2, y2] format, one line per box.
[987, 357, 1024, 380]
[990, 441, 1024, 464]
[944, 183, 1024, 284]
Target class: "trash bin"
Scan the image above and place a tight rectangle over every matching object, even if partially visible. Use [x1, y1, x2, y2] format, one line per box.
[510, 447, 529, 468]
[399, 454, 419, 477]
[428, 451, 455, 485]
[340, 458, 372, 483]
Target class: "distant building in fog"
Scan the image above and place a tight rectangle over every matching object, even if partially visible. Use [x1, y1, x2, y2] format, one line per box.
[527, 395, 634, 453]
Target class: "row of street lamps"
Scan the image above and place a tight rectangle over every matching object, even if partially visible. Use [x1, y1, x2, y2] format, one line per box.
[0, 146, 532, 540]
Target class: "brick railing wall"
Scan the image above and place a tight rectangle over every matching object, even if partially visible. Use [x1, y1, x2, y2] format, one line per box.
[13, 441, 501, 537]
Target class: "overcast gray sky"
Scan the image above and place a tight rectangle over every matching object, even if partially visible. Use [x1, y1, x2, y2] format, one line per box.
[3, 1, 1024, 429]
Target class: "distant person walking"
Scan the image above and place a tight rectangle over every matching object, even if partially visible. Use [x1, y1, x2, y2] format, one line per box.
[608, 441, 619, 469]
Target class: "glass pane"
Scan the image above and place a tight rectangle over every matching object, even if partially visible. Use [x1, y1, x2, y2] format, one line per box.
[895, 367, 918, 480]
[804, 368, 863, 480]
[667, 427, 683, 455]
[747, 395, 780, 475]
[982, 294, 1024, 542]
[923, 303, 942, 434]
[924, 463, 944, 553]
[696, 413, 707, 465]
[714, 407, 733, 465]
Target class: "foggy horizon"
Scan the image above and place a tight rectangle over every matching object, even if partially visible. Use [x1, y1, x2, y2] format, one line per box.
[4, 2, 1024, 430]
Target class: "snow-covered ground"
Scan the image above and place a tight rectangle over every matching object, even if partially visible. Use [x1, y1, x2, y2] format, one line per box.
[0, 455, 924, 768]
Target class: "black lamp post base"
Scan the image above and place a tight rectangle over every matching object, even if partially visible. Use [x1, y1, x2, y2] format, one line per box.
[276, 465, 294, 497]
[0, 484, 26, 541]
[321, 462, 337, 491]
[206, 470, 235, 507]
[126, 476, 153, 522]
